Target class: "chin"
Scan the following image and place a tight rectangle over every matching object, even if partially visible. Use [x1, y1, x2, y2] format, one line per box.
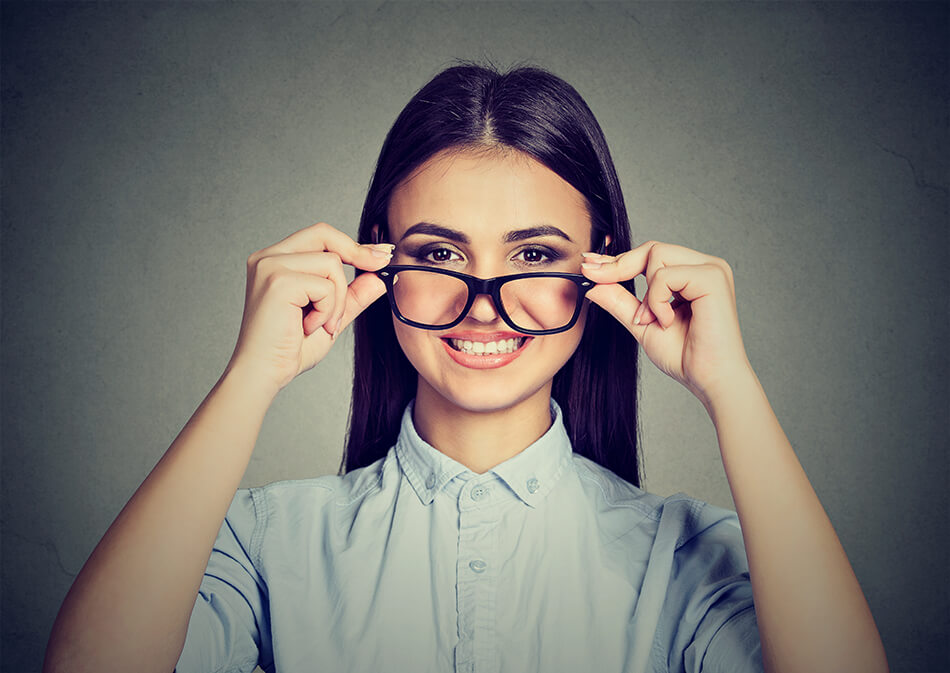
[423, 376, 552, 416]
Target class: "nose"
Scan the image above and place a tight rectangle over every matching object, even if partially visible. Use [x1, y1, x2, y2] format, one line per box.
[465, 292, 502, 324]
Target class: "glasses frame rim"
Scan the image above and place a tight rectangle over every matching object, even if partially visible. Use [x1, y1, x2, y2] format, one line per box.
[376, 264, 595, 336]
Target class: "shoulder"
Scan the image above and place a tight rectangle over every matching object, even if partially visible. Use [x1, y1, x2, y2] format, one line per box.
[218, 450, 395, 551]
[248, 449, 394, 522]
[570, 454, 742, 551]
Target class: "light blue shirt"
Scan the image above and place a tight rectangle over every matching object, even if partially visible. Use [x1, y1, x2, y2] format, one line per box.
[176, 401, 763, 673]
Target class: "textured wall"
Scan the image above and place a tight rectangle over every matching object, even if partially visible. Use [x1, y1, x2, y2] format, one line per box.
[2, 2, 947, 672]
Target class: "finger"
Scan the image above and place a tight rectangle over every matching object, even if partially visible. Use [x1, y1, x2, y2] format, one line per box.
[579, 252, 616, 263]
[250, 222, 394, 272]
[642, 242, 731, 303]
[585, 284, 648, 342]
[580, 241, 654, 283]
[642, 264, 722, 329]
[582, 240, 725, 285]
[291, 274, 337, 334]
[335, 272, 388, 333]
[254, 251, 351, 337]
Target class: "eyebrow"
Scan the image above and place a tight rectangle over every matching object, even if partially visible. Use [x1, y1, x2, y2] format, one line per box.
[398, 222, 469, 244]
[503, 225, 574, 243]
[398, 222, 574, 244]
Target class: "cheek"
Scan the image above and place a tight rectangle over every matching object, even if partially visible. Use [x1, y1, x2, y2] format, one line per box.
[535, 304, 589, 370]
[392, 318, 430, 371]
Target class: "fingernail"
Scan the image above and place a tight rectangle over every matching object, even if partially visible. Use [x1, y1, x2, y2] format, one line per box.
[369, 243, 395, 257]
[633, 303, 643, 325]
[581, 262, 602, 270]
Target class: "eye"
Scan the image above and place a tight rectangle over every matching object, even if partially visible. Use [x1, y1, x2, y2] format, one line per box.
[513, 247, 555, 265]
[422, 246, 462, 263]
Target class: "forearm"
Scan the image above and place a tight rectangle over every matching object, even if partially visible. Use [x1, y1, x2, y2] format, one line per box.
[43, 366, 277, 673]
[705, 366, 888, 673]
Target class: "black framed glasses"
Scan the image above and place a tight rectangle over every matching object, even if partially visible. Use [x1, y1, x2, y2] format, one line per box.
[376, 265, 595, 335]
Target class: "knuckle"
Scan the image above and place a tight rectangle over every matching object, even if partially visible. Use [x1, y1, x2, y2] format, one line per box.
[711, 257, 733, 280]
[256, 255, 279, 276]
[260, 269, 286, 293]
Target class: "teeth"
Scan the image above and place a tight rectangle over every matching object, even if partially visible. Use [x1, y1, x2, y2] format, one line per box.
[450, 337, 526, 355]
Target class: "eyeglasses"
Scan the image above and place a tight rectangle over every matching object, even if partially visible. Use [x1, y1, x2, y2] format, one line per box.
[376, 265, 595, 335]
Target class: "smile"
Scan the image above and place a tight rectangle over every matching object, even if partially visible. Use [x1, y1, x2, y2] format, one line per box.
[439, 332, 533, 370]
[446, 337, 527, 355]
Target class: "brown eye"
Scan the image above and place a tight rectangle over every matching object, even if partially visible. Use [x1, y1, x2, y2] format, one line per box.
[423, 247, 461, 263]
[522, 249, 543, 263]
[515, 247, 553, 265]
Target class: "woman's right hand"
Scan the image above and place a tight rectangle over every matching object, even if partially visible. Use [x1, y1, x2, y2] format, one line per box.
[224, 222, 393, 396]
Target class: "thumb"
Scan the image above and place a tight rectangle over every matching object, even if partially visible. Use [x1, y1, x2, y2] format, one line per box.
[586, 283, 648, 342]
[337, 271, 388, 332]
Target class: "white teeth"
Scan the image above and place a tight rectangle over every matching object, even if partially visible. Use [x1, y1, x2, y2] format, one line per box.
[450, 337, 526, 355]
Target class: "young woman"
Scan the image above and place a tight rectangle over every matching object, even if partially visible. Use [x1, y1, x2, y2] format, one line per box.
[44, 63, 888, 673]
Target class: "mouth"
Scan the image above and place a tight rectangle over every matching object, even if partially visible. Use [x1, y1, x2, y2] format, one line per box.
[444, 336, 529, 356]
[439, 332, 533, 369]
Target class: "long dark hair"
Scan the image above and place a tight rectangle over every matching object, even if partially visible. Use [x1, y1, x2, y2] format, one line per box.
[342, 61, 642, 486]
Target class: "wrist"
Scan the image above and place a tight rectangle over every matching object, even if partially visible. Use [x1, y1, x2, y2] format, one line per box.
[698, 359, 763, 424]
[218, 360, 282, 408]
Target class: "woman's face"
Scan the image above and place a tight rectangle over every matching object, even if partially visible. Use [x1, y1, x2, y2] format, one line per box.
[385, 147, 594, 414]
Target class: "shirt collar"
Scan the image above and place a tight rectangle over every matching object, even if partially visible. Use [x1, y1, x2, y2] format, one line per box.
[394, 399, 573, 508]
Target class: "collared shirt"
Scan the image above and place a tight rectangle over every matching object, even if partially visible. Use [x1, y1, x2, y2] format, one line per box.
[176, 401, 763, 673]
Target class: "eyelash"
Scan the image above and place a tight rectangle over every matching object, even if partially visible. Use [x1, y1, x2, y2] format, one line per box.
[412, 245, 562, 266]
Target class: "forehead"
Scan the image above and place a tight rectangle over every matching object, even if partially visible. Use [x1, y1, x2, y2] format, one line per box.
[387, 148, 592, 242]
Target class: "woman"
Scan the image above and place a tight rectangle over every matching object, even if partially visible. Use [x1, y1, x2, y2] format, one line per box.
[44, 63, 888, 673]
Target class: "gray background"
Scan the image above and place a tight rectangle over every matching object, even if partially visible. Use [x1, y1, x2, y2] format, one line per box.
[2, 2, 947, 671]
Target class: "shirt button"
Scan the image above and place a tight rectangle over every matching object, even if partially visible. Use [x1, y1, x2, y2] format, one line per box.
[469, 559, 487, 573]
[471, 485, 489, 501]
[526, 477, 540, 494]
[425, 474, 436, 489]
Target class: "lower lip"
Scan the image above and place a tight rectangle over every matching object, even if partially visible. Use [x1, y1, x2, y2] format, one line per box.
[441, 338, 531, 369]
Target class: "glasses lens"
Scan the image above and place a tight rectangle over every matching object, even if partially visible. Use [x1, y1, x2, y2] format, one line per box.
[499, 276, 580, 332]
[391, 269, 469, 327]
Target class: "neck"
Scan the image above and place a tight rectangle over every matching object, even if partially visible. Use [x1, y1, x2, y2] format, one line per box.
[412, 379, 554, 474]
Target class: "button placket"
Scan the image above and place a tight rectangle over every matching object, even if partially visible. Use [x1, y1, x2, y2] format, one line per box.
[455, 479, 499, 672]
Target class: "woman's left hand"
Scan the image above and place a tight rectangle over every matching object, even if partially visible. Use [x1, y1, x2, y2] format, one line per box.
[581, 241, 752, 409]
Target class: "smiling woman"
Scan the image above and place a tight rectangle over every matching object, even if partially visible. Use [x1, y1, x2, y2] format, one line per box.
[381, 150, 599, 452]
[43, 62, 889, 673]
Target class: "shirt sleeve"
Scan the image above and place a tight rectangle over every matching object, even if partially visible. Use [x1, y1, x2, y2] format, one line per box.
[175, 488, 270, 673]
[667, 501, 764, 673]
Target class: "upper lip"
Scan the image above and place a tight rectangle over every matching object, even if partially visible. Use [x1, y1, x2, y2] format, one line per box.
[441, 331, 527, 342]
